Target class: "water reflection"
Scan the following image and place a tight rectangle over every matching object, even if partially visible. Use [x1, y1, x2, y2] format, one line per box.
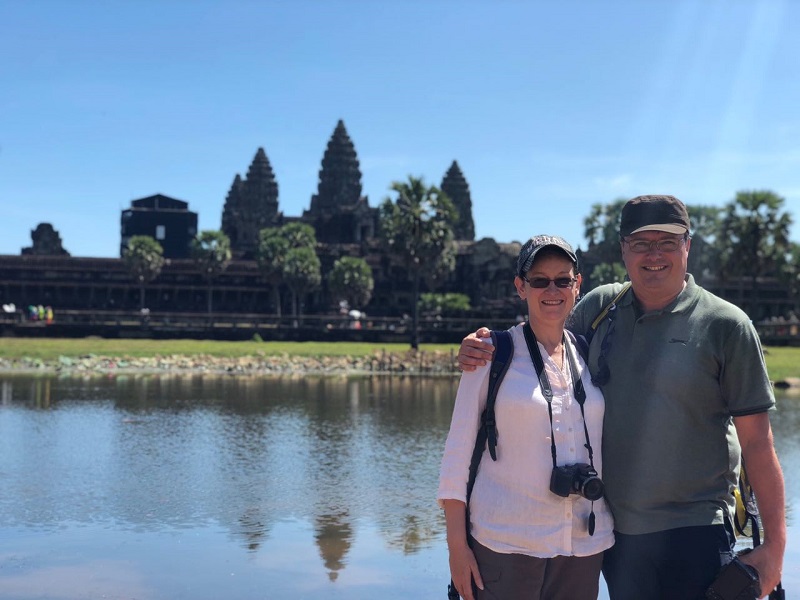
[0, 376, 458, 566]
[0, 374, 796, 600]
[315, 510, 353, 581]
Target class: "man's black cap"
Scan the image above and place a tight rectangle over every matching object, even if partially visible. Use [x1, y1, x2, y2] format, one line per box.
[619, 195, 691, 237]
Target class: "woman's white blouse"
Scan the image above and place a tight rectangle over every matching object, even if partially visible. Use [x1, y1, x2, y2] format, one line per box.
[437, 323, 614, 557]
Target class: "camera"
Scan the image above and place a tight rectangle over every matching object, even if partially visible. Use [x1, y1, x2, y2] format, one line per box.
[550, 463, 604, 501]
[705, 556, 760, 600]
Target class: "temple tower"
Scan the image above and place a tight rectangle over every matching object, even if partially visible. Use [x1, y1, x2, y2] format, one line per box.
[440, 160, 475, 241]
[221, 174, 244, 250]
[303, 120, 377, 244]
[223, 148, 282, 258]
[22, 223, 70, 256]
[310, 120, 362, 212]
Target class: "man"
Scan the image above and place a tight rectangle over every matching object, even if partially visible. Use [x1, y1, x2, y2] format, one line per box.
[457, 195, 785, 599]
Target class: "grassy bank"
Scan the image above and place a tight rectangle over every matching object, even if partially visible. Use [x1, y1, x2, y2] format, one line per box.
[0, 337, 798, 382]
[762, 346, 800, 384]
[0, 338, 455, 360]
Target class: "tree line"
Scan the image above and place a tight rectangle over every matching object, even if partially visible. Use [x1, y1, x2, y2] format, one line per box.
[122, 176, 457, 348]
[583, 190, 798, 315]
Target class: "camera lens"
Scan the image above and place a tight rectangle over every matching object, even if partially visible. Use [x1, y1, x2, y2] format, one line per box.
[580, 477, 604, 501]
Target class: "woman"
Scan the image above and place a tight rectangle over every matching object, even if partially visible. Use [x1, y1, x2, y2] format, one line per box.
[438, 235, 614, 600]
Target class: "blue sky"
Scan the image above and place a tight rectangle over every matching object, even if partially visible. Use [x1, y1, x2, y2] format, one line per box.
[2, 0, 799, 258]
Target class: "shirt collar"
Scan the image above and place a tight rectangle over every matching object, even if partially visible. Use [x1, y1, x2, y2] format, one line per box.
[624, 273, 696, 316]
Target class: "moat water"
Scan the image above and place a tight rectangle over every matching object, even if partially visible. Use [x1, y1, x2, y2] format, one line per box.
[0, 374, 797, 599]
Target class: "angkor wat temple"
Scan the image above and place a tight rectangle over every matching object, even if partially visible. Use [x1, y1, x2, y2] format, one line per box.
[2, 119, 794, 335]
[219, 120, 479, 258]
[0, 120, 524, 322]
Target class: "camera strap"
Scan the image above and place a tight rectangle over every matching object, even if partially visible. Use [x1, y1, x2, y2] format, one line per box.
[522, 325, 593, 467]
[523, 324, 597, 535]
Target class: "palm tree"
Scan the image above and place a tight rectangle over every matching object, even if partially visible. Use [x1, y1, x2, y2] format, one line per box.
[379, 176, 456, 349]
[683, 205, 723, 285]
[279, 222, 317, 249]
[581, 199, 627, 288]
[717, 190, 792, 318]
[122, 236, 165, 310]
[191, 230, 231, 316]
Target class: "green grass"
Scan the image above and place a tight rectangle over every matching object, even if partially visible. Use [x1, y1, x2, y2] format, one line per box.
[1, 337, 798, 382]
[762, 346, 800, 383]
[0, 337, 456, 360]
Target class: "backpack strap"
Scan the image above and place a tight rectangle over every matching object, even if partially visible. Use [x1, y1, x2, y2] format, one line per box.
[465, 328, 514, 503]
[587, 281, 632, 342]
[565, 329, 589, 363]
[733, 462, 785, 598]
[735, 461, 762, 543]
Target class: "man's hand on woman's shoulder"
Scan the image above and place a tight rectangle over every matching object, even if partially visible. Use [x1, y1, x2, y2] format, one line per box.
[457, 327, 495, 371]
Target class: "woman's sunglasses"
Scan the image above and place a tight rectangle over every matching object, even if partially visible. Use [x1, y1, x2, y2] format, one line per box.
[523, 276, 577, 289]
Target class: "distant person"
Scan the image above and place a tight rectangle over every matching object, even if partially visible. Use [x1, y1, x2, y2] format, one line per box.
[439, 235, 613, 600]
[456, 196, 785, 598]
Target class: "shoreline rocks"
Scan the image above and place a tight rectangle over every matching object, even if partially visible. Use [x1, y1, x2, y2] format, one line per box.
[2, 354, 798, 390]
[0, 350, 461, 377]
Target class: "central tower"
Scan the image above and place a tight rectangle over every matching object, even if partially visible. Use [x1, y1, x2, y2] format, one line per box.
[303, 120, 377, 244]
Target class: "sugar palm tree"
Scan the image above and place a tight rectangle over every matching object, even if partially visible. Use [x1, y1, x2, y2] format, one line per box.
[718, 190, 792, 318]
[379, 176, 456, 349]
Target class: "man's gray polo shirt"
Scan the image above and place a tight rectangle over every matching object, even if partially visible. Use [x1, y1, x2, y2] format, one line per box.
[569, 274, 774, 535]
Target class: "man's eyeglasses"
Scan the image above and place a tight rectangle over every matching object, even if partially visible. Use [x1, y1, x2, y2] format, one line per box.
[523, 276, 577, 289]
[623, 236, 687, 254]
